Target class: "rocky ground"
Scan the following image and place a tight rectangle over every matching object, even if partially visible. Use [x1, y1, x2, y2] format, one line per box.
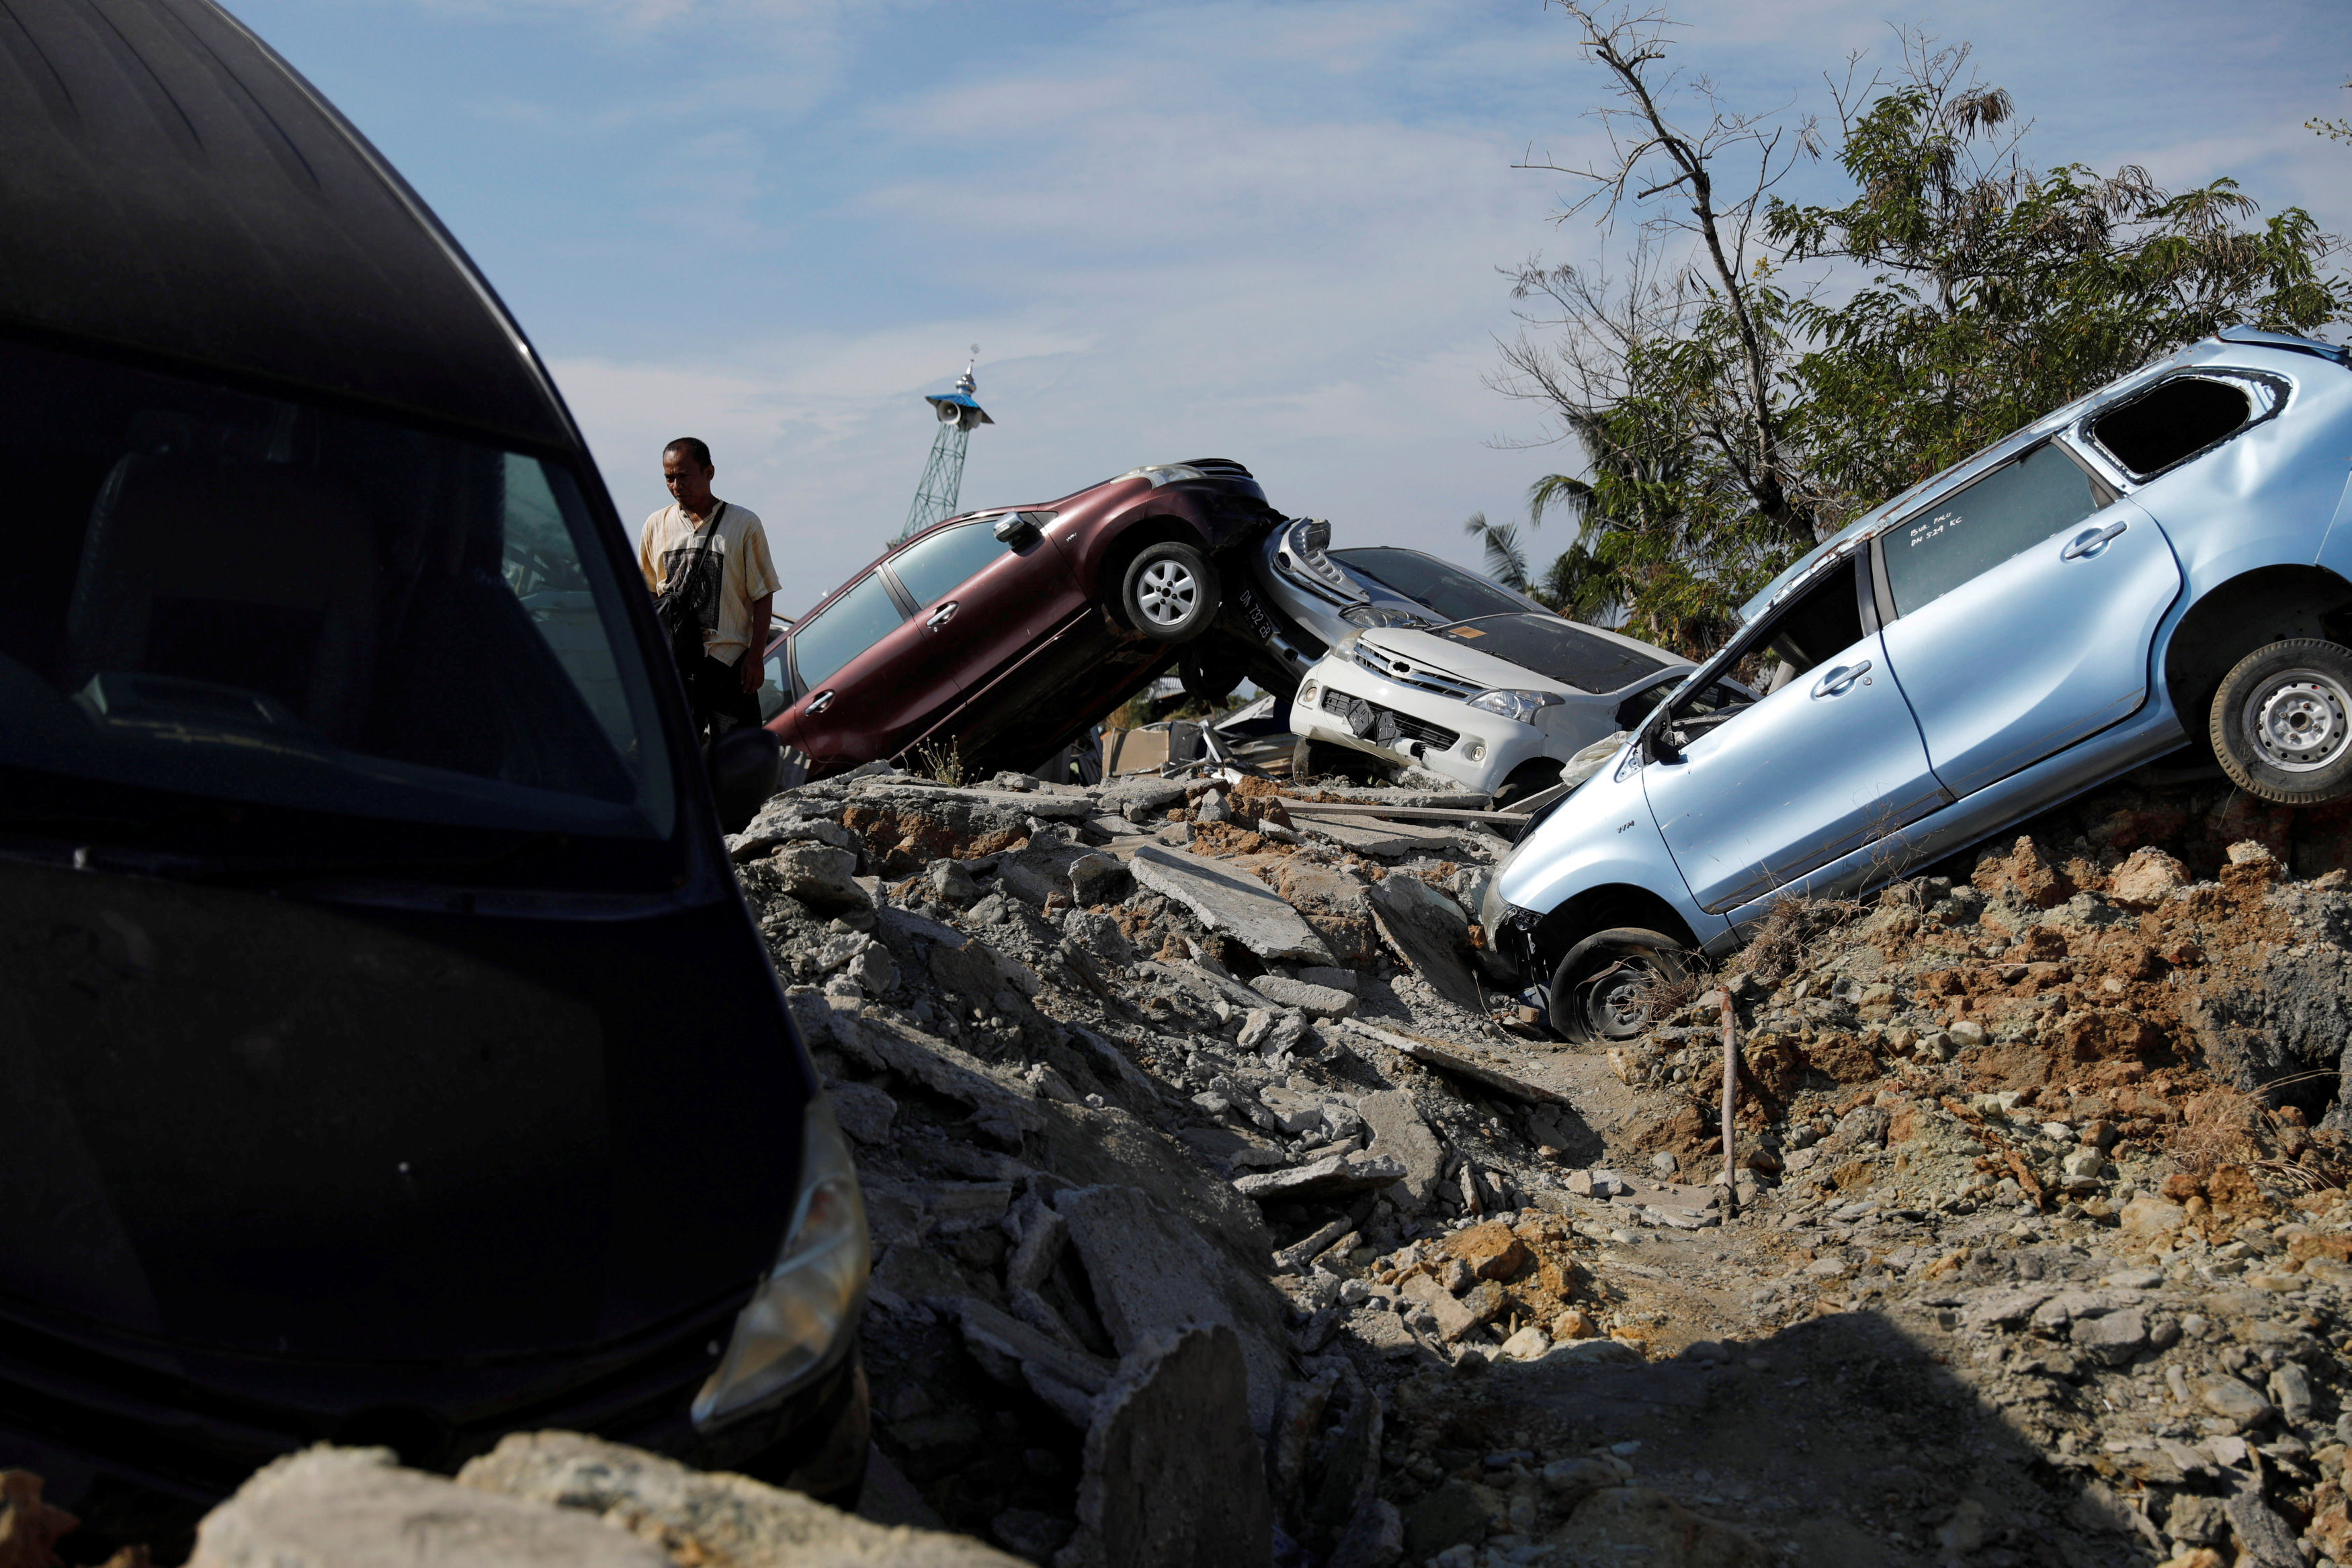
[20, 759, 2352, 1568]
[726, 758, 2352, 1568]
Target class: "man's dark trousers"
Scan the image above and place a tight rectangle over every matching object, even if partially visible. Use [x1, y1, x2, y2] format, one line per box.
[686, 654, 761, 742]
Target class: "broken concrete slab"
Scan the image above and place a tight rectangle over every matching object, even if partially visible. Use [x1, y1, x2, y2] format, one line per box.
[1357, 1090, 1445, 1205]
[1286, 815, 1431, 857]
[1174, 1124, 1290, 1174]
[1128, 845, 1336, 963]
[1035, 1101, 1271, 1265]
[1365, 875, 1483, 1010]
[1051, 1183, 1293, 1437]
[1232, 1151, 1406, 1205]
[187, 1446, 673, 1568]
[831, 1008, 1046, 1149]
[1249, 974, 1357, 1018]
[1345, 1020, 1574, 1107]
[456, 1431, 1027, 1566]
[1296, 965, 1361, 994]
[767, 843, 873, 911]
[937, 1295, 1117, 1427]
[1062, 1326, 1273, 1568]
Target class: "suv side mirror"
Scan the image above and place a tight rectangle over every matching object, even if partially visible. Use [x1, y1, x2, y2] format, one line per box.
[709, 725, 782, 833]
[993, 513, 1038, 546]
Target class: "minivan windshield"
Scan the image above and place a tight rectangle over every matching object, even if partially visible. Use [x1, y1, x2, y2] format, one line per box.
[1331, 548, 1530, 623]
[0, 335, 676, 880]
[1432, 614, 1672, 692]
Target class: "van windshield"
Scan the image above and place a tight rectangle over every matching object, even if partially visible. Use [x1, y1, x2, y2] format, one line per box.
[1331, 548, 1530, 622]
[0, 335, 676, 881]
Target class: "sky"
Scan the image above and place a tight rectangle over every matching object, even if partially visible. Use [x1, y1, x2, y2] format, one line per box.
[228, 0, 2352, 619]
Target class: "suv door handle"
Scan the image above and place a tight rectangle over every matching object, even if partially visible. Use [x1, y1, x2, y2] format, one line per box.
[2061, 520, 2128, 560]
[806, 689, 835, 715]
[926, 602, 958, 628]
[1810, 660, 1871, 699]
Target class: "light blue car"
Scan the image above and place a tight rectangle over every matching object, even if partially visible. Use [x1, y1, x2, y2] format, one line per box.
[1481, 326, 2352, 1043]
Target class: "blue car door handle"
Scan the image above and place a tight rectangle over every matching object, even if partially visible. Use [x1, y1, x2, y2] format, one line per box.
[2060, 519, 2129, 560]
[1810, 660, 1871, 699]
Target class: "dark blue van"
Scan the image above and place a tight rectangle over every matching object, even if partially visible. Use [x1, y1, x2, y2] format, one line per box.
[0, 0, 863, 1552]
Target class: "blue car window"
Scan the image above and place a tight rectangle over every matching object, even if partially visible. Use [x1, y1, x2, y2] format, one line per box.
[1883, 444, 2101, 617]
[889, 519, 1010, 608]
[791, 573, 905, 692]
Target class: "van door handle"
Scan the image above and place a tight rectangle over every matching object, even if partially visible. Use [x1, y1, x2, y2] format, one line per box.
[2061, 520, 2128, 560]
[926, 602, 958, 628]
[1810, 660, 1871, 699]
[806, 690, 834, 715]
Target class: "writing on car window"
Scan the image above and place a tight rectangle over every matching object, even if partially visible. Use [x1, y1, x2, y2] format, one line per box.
[1882, 443, 2103, 617]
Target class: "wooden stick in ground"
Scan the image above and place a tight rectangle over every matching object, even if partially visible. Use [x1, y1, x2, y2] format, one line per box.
[1720, 988, 1738, 1215]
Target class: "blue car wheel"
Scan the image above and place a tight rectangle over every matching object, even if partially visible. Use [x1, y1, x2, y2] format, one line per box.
[2212, 638, 2352, 808]
[1547, 926, 1689, 1045]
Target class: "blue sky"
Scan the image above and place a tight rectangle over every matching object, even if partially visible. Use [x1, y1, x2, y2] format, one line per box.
[231, 0, 2352, 617]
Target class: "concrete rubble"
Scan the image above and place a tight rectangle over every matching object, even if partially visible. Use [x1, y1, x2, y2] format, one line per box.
[52, 762, 2352, 1567]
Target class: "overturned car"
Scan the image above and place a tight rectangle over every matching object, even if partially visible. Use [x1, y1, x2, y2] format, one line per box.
[767, 462, 1281, 781]
[1483, 329, 2352, 1043]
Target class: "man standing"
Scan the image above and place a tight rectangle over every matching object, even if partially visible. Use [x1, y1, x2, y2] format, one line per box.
[638, 437, 780, 742]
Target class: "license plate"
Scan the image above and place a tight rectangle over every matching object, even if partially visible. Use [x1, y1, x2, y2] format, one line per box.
[1234, 585, 1278, 643]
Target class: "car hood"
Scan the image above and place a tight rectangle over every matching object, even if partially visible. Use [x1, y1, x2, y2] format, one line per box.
[1354, 624, 1684, 697]
[0, 857, 802, 1364]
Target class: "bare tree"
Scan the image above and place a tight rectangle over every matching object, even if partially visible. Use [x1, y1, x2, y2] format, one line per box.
[1508, 3, 1818, 552]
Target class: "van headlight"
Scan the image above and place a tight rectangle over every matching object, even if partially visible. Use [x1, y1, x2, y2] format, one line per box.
[691, 1098, 869, 1432]
[1467, 689, 1564, 726]
[1118, 464, 1206, 487]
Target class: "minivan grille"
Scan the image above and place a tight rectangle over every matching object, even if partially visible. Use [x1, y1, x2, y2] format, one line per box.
[1349, 645, 1482, 701]
[1320, 687, 1461, 750]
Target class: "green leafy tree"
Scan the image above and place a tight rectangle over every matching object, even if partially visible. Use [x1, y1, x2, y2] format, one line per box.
[1495, 15, 2349, 659]
[1771, 38, 2351, 515]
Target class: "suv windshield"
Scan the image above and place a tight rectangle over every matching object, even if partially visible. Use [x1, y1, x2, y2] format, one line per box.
[1431, 615, 1671, 692]
[1331, 548, 1529, 622]
[0, 336, 675, 880]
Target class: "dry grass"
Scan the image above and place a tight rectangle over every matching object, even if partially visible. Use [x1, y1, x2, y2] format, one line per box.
[1732, 896, 1863, 988]
[908, 738, 966, 787]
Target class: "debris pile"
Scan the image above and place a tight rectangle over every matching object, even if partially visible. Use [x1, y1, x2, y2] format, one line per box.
[730, 760, 2352, 1567]
[41, 761, 2352, 1567]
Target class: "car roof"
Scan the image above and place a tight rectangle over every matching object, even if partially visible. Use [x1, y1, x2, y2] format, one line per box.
[1735, 331, 2347, 627]
[0, 0, 571, 448]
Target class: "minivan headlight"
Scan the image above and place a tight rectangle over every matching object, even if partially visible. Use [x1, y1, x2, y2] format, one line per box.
[1118, 464, 1206, 488]
[691, 1098, 870, 1432]
[1275, 518, 1362, 602]
[1339, 603, 1430, 629]
[1467, 689, 1564, 726]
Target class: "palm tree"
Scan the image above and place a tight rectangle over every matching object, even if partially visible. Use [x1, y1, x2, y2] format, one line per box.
[1460, 511, 1531, 591]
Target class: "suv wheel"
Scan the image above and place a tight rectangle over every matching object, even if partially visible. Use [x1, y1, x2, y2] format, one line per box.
[2212, 638, 2352, 805]
[1491, 758, 1562, 810]
[1548, 927, 1687, 1045]
[1121, 542, 1220, 642]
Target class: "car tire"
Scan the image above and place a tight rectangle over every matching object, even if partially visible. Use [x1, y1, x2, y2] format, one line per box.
[1121, 542, 1221, 642]
[1292, 736, 1384, 785]
[1547, 927, 1688, 1045]
[1491, 758, 1563, 810]
[2210, 638, 2352, 805]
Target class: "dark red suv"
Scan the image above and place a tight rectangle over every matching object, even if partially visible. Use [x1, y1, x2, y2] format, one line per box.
[768, 460, 1279, 779]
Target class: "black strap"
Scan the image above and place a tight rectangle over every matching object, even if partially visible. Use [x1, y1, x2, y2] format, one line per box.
[657, 501, 726, 672]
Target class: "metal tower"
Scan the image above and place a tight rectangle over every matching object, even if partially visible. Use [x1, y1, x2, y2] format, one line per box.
[898, 348, 993, 541]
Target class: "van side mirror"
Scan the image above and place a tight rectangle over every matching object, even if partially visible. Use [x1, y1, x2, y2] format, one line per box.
[709, 725, 782, 833]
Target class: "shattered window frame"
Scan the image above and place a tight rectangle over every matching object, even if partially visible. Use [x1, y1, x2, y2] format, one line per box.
[2079, 369, 2288, 484]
